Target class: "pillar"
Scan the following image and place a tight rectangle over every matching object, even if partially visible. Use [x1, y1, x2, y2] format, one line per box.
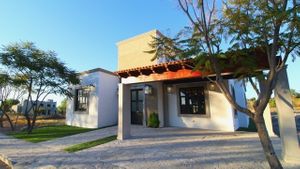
[117, 83, 131, 140]
[157, 82, 164, 127]
[274, 66, 300, 163]
[263, 105, 276, 137]
[259, 81, 275, 137]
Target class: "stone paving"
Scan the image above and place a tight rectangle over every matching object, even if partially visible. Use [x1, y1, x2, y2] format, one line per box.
[1, 126, 300, 169]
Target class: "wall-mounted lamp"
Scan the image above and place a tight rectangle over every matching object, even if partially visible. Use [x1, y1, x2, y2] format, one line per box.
[144, 85, 153, 95]
[209, 82, 216, 91]
[167, 85, 174, 94]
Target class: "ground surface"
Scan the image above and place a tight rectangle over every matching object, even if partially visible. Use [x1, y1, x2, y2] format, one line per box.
[1, 126, 300, 169]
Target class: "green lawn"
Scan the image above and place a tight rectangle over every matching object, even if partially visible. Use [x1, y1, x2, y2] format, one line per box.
[64, 135, 117, 153]
[9, 125, 95, 143]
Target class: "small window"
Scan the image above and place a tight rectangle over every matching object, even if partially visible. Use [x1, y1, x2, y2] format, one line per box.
[75, 88, 89, 111]
[179, 87, 206, 115]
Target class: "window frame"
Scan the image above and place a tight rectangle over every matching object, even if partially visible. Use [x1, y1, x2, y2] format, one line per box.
[74, 88, 89, 113]
[176, 83, 210, 118]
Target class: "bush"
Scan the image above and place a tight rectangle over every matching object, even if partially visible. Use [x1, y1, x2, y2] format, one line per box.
[148, 112, 160, 128]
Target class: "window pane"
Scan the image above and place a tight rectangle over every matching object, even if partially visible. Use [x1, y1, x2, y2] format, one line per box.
[181, 97, 186, 105]
[179, 87, 206, 115]
[75, 88, 89, 112]
[131, 101, 137, 112]
[138, 90, 143, 100]
[131, 91, 137, 101]
[138, 101, 143, 112]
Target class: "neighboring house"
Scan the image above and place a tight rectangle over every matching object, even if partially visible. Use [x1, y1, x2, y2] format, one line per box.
[66, 30, 249, 132]
[15, 99, 57, 116]
[65, 68, 119, 128]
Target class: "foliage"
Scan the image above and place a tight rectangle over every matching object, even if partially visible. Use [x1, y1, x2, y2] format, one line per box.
[0, 42, 79, 133]
[57, 98, 67, 116]
[148, 112, 160, 128]
[269, 98, 276, 108]
[148, 0, 300, 168]
[0, 72, 25, 131]
[9, 125, 94, 143]
[64, 135, 117, 153]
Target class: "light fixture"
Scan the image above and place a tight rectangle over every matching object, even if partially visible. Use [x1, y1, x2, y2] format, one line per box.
[167, 85, 174, 94]
[209, 82, 216, 90]
[144, 85, 153, 95]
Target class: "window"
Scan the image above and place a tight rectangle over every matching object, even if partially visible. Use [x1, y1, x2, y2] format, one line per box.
[75, 88, 89, 111]
[179, 87, 206, 115]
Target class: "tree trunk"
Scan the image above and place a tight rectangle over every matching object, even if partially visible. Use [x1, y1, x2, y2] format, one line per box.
[255, 115, 283, 169]
[3, 112, 14, 131]
[24, 113, 32, 133]
[28, 112, 38, 134]
[0, 114, 4, 128]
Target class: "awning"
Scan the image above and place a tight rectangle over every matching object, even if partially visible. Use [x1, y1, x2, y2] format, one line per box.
[115, 48, 270, 82]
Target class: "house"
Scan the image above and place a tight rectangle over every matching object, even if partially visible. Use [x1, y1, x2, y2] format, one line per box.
[15, 99, 57, 116]
[66, 30, 249, 132]
[115, 30, 249, 135]
[65, 68, 119, 128]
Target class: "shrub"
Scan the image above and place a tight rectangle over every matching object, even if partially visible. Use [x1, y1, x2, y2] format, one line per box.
[148, 112, 160, 128]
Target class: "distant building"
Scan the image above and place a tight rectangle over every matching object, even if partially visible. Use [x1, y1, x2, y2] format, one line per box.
[16, 99, 57, 116]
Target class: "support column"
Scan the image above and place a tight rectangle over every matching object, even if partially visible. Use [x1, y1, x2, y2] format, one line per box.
[259, 81, 275, 136]
[117, 83, 131, 140]
[157, 82, 164, 127]
[263, 105, 275, 137]
[274, 66, 300, 163]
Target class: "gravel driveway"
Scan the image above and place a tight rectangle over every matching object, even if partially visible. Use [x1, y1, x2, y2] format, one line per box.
[1, 126, 300, 169]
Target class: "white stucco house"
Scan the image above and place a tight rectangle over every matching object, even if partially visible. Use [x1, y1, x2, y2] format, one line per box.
[66, 30, 249, 132]
[66, 68, 119, 128]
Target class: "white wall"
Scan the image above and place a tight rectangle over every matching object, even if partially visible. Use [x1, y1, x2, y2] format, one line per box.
[66, 70, 119, 128]
[166, 82, 236, 131]
[98, 71, 119, 127]
[228, 79, 249, 129]
[66, 71, 100, 128]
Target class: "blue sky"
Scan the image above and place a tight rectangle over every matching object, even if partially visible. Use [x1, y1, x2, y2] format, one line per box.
[0, 0, 299, 103]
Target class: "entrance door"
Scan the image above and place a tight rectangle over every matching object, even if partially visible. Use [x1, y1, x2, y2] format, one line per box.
[131, 89, 143, 125]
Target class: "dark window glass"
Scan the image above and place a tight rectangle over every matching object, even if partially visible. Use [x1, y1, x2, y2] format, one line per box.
[75, 89, 89, 111]
[179, 87, 206, 115]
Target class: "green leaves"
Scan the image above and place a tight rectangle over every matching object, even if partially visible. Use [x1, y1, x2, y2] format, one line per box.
[0, 42, 79, 98]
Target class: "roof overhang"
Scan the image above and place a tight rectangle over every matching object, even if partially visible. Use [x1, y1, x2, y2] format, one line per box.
[115, 48, 270, 83]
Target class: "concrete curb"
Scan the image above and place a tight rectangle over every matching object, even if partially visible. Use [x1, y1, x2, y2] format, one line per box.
[0, 153, 14, 169]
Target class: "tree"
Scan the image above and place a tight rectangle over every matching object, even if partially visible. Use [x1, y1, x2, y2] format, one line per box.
[0, 73, 25, 131]
[148, 0, 299, 168]
[57, 98, 67, 116]
[0, 42, 79, 133]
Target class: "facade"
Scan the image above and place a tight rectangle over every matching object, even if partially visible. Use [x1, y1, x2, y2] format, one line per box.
[16, 99, 57, 116]
[66, 30, 248, 131]
[115, 30, 249, 132]
[66, 68, 119, 128]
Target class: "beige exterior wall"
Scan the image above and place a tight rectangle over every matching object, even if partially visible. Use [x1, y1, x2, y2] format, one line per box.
[117, 30, 160, 70]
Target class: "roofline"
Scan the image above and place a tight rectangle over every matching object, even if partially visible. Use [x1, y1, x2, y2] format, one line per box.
[116, 29, 163, 46]
[78, 68, 118, 76]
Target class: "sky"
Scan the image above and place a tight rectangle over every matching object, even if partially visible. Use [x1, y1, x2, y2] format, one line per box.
[0, 0, 299, 104]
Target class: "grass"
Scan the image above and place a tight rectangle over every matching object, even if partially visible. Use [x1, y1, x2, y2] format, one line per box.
[64, 135, 117, 153]
[8, 125, 95, 143]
